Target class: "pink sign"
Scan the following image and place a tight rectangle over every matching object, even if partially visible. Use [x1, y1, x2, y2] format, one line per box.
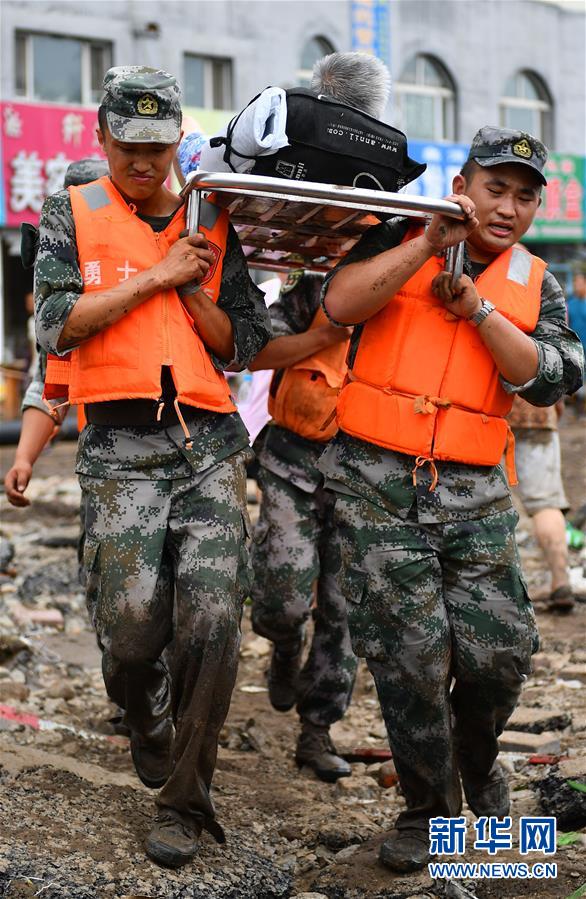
[1, 101, 105, 228]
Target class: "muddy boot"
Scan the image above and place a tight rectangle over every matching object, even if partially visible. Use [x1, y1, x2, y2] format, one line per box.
[130, 718, 174, 789]
[295, 721, 351, 783]
[267, 640, 302, 712]
[462, 761, 510, 818]
[545, 585, 575, 614]
[145, 810, 200, 868]
[379, 828, 430, 872]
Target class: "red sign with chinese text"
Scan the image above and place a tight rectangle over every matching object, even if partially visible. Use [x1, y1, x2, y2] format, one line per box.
[1, 100, 105, 228]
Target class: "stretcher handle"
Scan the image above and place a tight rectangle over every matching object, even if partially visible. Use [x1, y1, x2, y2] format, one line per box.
[445, 241, 465, 287]
[181, 171, 468, 221]
[187, 190, 202, 236]
[183, 172, 467, 279]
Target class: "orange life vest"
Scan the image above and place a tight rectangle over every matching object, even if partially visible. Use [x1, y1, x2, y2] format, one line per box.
[337, 227, 545, 473]
[268, 307, 349, 442]
[43, 176, 234, 414]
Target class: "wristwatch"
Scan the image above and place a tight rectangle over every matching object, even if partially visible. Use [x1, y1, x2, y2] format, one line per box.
[467, 298, 495, 327]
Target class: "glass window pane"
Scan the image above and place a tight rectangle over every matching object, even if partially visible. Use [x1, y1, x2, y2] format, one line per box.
[212, 59, 232, 109]
[32, 34, 82, 103]
[90, 44, 112, 104]
[184, 55, 205, 107]
[422, 57, 445, 87]
[15, 33, 26, 95]
[520, 73, 540, 100]
[442, 97, 454, 141]
[502, 104, 540, 137]
[403, 93, 436, 140]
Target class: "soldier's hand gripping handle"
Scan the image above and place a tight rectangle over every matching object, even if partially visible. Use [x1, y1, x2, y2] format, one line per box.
[155, 233, 215, 293]
[424, 194, 478, 253]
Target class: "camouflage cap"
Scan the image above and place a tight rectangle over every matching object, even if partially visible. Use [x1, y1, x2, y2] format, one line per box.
[100, 66, 182, 144]
[63, 158, 109, 187]
[467, 126, 548, 186]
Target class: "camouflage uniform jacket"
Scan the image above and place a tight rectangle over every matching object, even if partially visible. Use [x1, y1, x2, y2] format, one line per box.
[318, 218, 585, 524]
[260, 271, 326, 494]
[34, 189, 273, 476]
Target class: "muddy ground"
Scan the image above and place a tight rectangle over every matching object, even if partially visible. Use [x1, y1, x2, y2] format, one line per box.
[0, 418, 584, 899]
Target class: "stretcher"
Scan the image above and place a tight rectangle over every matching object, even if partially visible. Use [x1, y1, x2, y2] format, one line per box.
[181, 171, 466, 283]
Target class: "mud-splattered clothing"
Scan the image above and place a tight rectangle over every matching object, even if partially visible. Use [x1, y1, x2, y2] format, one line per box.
[33, 184, 270, 836]
[81, 442, 252, 832]
[34, 188, 272, 372]
[251, 273, 357, 726]
[321, 217, 584, 404]
[333, 489, 537, 828]
[315, 218, 582, 832]
[251, 464, 356, 727]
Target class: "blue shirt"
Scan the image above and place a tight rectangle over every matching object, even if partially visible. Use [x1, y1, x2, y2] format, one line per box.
[567, 294, 586, 350]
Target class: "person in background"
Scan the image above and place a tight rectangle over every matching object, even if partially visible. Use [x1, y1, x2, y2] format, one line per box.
[508, 395, 574, 612]
[567, 261, 586, 416]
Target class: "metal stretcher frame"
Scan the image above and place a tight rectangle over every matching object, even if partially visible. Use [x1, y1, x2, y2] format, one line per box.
[181, 171, 465, 281]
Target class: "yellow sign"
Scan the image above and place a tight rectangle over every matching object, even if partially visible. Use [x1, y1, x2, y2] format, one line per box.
[513, 139, 532, 159]
[137, 94, 158, 116]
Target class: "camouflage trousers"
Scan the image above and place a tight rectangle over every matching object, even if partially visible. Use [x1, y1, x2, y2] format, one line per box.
[79, 453, 251, 836]
[334, 494, 539, 830]
[251, 468, 357, 727]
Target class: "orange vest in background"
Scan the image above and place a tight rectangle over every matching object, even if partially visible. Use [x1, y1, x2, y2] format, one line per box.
[43, 175, 234, 414]
[337, 227, 545, 468]
[268, 307, 349, 443]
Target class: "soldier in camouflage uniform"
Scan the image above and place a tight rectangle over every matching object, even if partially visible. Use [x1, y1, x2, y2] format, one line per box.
[34, 67, 272, 868]
[248, 51, 394, 783]
[249, 271, 357, 782]
[320, 127, 584, 872]
[5, 158, 109, 509]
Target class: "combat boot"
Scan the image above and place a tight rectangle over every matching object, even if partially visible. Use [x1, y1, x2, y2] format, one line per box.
[295, 721, 351, 783]
[267, 640, 302, 712]
[462, 761, 510, 818]
[379, 829, 430, 872]
[145, 810, 200, 868]
[130, 718, 174, 789]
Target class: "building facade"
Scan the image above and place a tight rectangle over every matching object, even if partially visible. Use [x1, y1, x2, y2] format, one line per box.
[0, 0, 584, 401]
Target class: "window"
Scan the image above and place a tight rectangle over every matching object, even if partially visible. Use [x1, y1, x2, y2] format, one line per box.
[184, 55, 233, 109]
[15, 32, 112, 104]
[297, 36, 335, 88]
[394, 54, 456, 141]
[500, 71, 552, 144]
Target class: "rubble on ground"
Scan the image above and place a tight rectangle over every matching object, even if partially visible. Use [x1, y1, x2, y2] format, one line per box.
[0, 433, 585, 898]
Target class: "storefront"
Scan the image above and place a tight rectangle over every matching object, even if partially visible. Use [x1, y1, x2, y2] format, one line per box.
[0, 100, 104, 414]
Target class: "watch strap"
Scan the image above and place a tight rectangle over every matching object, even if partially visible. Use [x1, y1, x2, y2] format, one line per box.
[468, 298, 495, 327]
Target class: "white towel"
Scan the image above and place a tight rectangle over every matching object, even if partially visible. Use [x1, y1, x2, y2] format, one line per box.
[199, 87, 289, 174]
[236, 277, 282, 444]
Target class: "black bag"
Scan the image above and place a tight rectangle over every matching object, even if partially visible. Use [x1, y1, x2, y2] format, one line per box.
[213, 88, 426, 193]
